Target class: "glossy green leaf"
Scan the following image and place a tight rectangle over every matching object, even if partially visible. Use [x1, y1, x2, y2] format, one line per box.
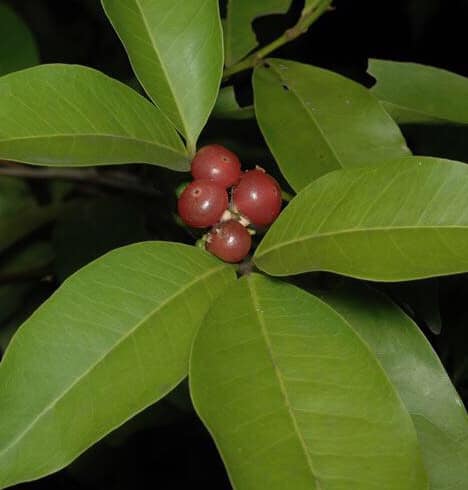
[0, 242, 235, 488]
[369, 59, 468, 124]
[254, 59, 410, 191]
[0, 285, 52, 354]
[102, 0, 223, 150]
[0, 4, 39, 76]
[224, 1, 292, 67]
[190, 274, 428, 490]
[319, 284, 468, 490]
[0, 177, 58, 254]
[212, 86, 255, 120]
[0, 64, 188, 168]
[255, 157, 468, 281]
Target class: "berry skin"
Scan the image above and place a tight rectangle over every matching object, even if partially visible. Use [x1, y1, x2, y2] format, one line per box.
[206, 220, 252, 263]
[232, 169, 282, 226]
[178, 179, 228, 228]
[191, 144, 242, 188]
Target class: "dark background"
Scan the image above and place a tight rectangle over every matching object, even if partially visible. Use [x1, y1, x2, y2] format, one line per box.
[9, 0, 468, 82]
[3, 0, 468, 488]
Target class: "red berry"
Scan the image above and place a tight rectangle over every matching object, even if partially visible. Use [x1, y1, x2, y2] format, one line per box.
[232, 169, 282, 226]
[191, 144, 242, 188]
[178, 179, 228, 228]
[206, 221, 252, 263]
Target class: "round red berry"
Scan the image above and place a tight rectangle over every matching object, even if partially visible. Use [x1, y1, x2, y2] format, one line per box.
[191, 144, 242, 188]
[177, 179, 228, 228]
[232, 169, 282, 226]
[206, 220, 252, 263]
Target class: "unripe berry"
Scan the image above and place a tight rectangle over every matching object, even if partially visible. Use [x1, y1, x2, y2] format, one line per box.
[206, 220, 252, 263]
[177, 179, 228, 228]
[232, 169, 282, 226]
[191, 144, 242, 188]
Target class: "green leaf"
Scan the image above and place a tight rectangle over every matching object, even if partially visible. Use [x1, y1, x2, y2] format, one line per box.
[224, 1, 292, 67]
[0, 242, 235, 488]
[0, 64, 188, 168]
[101, 0, 224, 150]
[0, 284, 52, 354]
[255, 157, 468, 281]
[0, 3, 39, 76]
[0, 177, 58, 254]
[190, 274, 428, 490]
[254, 59, 410, 191]
[212, 86, 255, 120]
[369, 59, 468, 124]
[318, 284, 468, 490]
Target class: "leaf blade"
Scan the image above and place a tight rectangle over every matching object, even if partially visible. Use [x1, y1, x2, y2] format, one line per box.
[369, 59, 468, 124]
[102, 0, 224, 148]
[0, 242, 235, 488]
[318, 284, 468, 490]
[0, 4, 39, 76]
[254, 59, 410, 191]
[0, 64, 188, 169]
[224, 1, 292, 67]
[190, 274, 428, 490]
[212, 86, 255, 120]
[255, 157, 468, 281]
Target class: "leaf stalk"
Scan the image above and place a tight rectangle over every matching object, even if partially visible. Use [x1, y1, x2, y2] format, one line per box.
[222, 0, 333, 80]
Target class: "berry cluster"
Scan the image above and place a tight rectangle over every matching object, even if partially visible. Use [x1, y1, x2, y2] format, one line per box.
[177, 144, 282, 263]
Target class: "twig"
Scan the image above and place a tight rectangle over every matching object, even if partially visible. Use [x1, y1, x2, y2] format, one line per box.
[223, 0, 333, 80]
[238, 257, 256, 277]
[0, 165, 161, 197]
[0, 268, 53, 285]
[281, 190, 294, 202]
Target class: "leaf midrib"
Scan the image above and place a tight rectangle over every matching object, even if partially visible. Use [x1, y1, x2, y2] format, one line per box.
[312, 294, 429, 490]
[247, 278, 321, 490]
[0, 133, 187, 157]
[224, 0, 233, 66]
[256, 224, 468, 260]
[379, 100, 458, 125]
[133, 0, 189, 140]
[0, 263, 228, 460]
[267, 61, 343, 169]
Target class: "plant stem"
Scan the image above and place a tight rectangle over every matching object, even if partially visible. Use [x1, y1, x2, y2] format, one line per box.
[0, 164, 161, 197]
[281, 190, 295, 202]
[223, 0, 333, 80]
[0, 267, 53, 285]
[238, 257, 256, 277]
[186, 139, 197, 159]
